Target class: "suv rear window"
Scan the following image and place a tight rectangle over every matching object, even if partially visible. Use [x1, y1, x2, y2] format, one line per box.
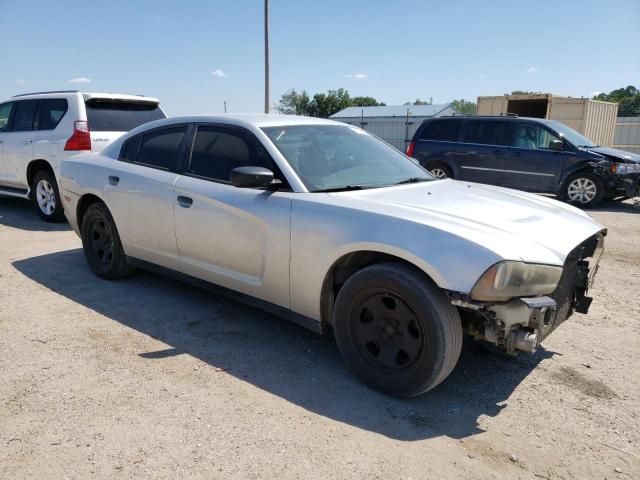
[85, 99, 165, 132]
[419, 119, 461, 142]
[464, 120, 509, 146]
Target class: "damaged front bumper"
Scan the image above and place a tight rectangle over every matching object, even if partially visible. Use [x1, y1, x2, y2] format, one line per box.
[453, 231, 605, 355]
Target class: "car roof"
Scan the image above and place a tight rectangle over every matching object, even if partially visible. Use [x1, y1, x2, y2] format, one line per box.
[433, 115, 551, 123]
[141, 114, 344, 129]
[7, 91, 159, 104]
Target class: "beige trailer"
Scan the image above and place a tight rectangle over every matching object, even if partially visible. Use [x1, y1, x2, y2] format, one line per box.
[477, 94, 618, 147]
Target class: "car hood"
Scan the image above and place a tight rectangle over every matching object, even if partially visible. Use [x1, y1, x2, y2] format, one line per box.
[325, 180, 605, 266]
[587, 146, 640, 163]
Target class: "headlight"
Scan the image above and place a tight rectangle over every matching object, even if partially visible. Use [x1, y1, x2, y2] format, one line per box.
[612, 162, 640, 174]
[470, 261, 563, 302]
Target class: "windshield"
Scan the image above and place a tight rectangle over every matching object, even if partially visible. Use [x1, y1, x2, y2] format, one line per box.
[262, 125, 432, 192]
[545, 120, 598, 148]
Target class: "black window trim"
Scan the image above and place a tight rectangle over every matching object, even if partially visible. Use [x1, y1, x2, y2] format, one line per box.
[459, 118, 512, 148]
[181, 122, 291, 190]
[117, 123, 191, 173]
[417, 118, 463, 143]
[37, 98, 69, 131]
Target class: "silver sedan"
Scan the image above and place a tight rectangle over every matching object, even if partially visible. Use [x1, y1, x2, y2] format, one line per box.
[59, 114, 605, 397]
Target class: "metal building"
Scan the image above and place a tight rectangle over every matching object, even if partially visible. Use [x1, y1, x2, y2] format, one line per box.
[329, 104, 459, 151]
[613, 116, 640, 154]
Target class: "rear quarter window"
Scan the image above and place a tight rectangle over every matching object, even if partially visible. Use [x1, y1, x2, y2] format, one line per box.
[85, 100, 166, 132]
[419, 120, 461, 142]
[38, 99, 68, 130]
[464, 120, 510, 146]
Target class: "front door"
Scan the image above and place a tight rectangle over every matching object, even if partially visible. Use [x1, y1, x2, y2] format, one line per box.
[504, 123, 565, 192]
[456, 119, 510, 186]
[2, 100, 38, 189]
[173, 125, 291, 308]
[0, 102, 16, 183]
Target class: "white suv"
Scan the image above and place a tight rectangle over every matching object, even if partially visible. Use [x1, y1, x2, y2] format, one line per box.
[0, 90, 165, 221]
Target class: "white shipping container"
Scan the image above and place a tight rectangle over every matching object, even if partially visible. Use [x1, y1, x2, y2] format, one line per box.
[477, 94, 618, 146]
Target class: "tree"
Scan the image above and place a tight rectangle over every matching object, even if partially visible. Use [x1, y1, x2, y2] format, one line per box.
[276, 89, 312, 115]
[593, 86, 640, 116]
[351, 96, 386, 107]
[405, 98, 432, 105]
[450, 99, 476, 115]
[309, 88, 352, 118]
[508, 90, 540, 95]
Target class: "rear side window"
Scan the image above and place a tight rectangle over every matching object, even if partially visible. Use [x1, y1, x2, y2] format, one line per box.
[464, 120, 509, 146]
[85, 100, 165, 132]
[38, 99, 68, 130]
[120, 135, 142, 162]
[0, 102, 15, 132]
[11, 100, 39, 132]
[419, 120, 461, 142]
[188, 127, 271, 182]
[136, 127, 186, 170]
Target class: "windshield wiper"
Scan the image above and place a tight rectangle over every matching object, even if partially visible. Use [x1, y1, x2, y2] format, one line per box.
[314, 185, 366, 193]
[393, 177, 432, 185]
[578, 144, 598, 148]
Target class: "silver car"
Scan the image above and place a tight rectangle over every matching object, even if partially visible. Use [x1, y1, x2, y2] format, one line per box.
[59, 115, 606, 397]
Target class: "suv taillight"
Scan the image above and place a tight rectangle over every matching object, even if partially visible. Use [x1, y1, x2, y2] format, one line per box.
[406, 141, 415, 157]
[64, 121, 91, 151]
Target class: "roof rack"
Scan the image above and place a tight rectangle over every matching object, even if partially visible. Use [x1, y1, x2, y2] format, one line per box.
[12, 90, 79, 98]
[499, 112, 519, 117]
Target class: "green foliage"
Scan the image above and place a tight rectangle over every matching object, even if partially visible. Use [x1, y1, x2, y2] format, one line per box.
[450, 99, 476, 115]
[405, 98, 432, 105]
[276, 88, 385, 118]
[593, 86, 640, 116]
[508, 90, 540, 95]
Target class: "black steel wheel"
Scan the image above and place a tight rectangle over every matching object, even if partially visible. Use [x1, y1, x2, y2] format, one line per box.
[333, 262, 462, 397]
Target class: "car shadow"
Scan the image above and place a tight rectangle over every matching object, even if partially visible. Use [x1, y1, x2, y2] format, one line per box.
[12, 248, 554, 441]
[590, 199, 640, 214]
[0, 195, 71, 231]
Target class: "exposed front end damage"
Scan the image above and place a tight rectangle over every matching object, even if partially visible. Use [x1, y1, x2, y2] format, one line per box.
[452, 231, 606, 355]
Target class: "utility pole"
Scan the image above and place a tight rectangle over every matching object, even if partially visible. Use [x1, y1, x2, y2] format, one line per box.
[224, 101, 227, 113]
[264, 0, 269, 113]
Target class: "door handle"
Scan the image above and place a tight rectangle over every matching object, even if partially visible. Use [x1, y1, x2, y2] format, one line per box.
[177, 196, 193, 208]
[108, 175, 120, 186]
[23, 139, 33, 145]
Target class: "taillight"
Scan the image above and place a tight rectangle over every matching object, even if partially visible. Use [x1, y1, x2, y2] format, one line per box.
[406, 141, 415, 157]
[64, 121, 91, 151]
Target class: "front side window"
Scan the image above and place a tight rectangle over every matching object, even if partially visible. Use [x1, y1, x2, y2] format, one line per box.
[544, 120, 597, 148]
[136, 127, 186, 170]
[512, 124, 562, 150]
[38, 99, 68, 130]
[0, 102, 15, 131]
[262, 124, 432, 192]
[85, 100, 166, 132]
[419, 119, 461, 142]
[464, 120, 509, 146]
[188, 127, 271, 182]
[11, 100, 39, 132]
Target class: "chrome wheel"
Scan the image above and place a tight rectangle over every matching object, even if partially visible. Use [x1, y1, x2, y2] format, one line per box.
[36, 179, 56, 216]
[567, 177, 597, 204]
[352, 291, 424, 371]
[430, 168, 448, 179]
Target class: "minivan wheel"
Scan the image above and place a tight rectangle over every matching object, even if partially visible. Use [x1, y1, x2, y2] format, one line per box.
[31, 170, 65, 222]
[333, 262, 462, 397]
[427, 163, 453, 179]
[81, 202, 135, 280]
[562, 172, 604, 208]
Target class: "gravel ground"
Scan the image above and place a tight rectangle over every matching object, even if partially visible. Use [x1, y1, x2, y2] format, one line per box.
[1, 195, 639, 480]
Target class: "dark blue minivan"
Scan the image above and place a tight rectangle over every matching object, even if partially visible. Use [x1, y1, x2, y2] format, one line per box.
[407, 116, 640, 207]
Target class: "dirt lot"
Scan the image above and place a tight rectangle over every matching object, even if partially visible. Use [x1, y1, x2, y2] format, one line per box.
[1, 196, 639, 480]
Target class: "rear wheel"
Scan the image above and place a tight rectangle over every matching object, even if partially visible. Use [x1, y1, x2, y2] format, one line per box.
[562, 172, 604, 208]
[427, 163, 453, 179]
[31, 170, 65, 222]
[333, 262, 462, 397]
[81, 202, 134, 279]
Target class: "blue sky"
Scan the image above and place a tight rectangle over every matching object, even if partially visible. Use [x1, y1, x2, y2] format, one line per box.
[1, 0, 638, 115]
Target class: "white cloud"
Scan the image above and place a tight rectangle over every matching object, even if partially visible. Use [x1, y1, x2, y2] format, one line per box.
[590, 91, 601, 97]
[526, 67, 538, 74]
[68, 77, 92, 84]
[211, 69, 227, 78]
[345, 73, 367, 80]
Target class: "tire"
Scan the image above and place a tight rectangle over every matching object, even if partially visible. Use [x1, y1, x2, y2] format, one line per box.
[31, 170, 66, 222]
[562, 172, 605, 208]
[81, 202, 135, 280]
[427, 163, 453, 179]
[333, 262, 462, 397]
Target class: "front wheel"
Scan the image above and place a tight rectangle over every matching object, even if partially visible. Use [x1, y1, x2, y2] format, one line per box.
[81, 202, 135, 280]
[427, 163, 453, 179]
[32, 170, 66, 222]
[562, 172, 604, 208]
[333, 262, 462, 397]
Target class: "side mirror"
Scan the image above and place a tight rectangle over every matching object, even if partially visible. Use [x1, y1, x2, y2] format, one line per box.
[549, 140, 565, 151]
[230, 166, 274, 188]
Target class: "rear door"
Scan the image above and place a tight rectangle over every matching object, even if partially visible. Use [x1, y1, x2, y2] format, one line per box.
[504, 122, 565, 192]
[84, 98, 166, 152]
[456, 119, 509, 186]
[2, 100, 38, 189]
[0, 101, 16, 183]
[104, 125, 188, 270]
